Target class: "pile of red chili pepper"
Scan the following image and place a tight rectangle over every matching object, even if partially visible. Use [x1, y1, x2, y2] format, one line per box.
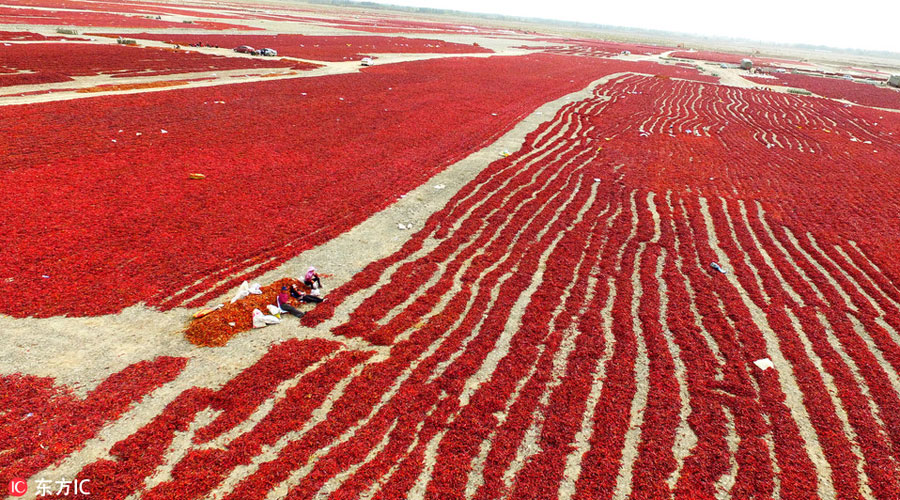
[185, 277, 302, 347]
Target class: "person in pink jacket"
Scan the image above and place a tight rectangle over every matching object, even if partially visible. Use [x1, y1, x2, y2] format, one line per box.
[304, 266, 322, 289]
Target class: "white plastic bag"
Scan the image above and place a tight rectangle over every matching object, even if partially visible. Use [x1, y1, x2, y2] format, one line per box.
[231, 281, 251, 304]
[266, 304, 283, 316]
[249, 282, 262, 295]
[252, 308, 267, 328]
[252, 308, 281, 327]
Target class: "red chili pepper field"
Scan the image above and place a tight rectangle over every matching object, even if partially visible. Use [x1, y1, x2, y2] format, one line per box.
[2, 2, 900, 499]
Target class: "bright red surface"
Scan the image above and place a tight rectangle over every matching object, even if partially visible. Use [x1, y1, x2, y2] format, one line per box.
[0, 53, 620, 317]
[0, 43, 305, 88]
[0, 5, 257, 30]
[0, 30, 85, 41]
[6, 65, 900, 500]
[92, 33, 492, 61]
[746, 73, 900, 110]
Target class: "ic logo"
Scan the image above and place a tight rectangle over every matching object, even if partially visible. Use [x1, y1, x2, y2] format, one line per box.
[8, 478, 28, 496]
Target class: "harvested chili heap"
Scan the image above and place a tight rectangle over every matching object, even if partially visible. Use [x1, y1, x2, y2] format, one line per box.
[185, 277, 302, 347]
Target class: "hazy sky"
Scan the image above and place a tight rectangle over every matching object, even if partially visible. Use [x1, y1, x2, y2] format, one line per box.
[368, 0, 898, 52]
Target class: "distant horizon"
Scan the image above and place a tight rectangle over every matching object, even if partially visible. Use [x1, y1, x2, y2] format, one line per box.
[359, 0, 897, 54]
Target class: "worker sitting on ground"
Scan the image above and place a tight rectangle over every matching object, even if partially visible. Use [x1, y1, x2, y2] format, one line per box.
[276, 286, 305, 318]
[304, 266, 322, 289]
[290, 283, 325, 303]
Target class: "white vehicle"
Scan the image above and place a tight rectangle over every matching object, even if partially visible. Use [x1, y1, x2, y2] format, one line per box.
[361, 57, 373, 66]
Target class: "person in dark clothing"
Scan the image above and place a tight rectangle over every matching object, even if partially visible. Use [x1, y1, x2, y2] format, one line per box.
[290, 283, 324, 303]
[276, 287, 305, 318]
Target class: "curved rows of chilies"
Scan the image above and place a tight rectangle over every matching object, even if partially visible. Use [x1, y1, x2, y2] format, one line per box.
[43, 87, 614, 499]
[19, 72, 900, 498]
[706, 195, 897, 498]
[289, 76, 900, 497]
[728, 198, 900, 498]
[0, 356, 187, 484]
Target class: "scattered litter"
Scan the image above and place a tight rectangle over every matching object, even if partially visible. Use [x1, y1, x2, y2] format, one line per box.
[593, 178, 601, 182]
[491, 113, 497, 116]
[41, 275, 50, 279]
[398, 223, 407, 230]
[406, 223, 413, 230]
[710, 262, 727, 274]
[111, 139, 116, 143]
[500, 150, 510, 157]
[136, 132, 142, 136]
[192, 304, 223, 319]
[118, 129, 123, 133]
[189, 173, 206, 180]
[161, 129, 168, 134]
[753, 358, 775, 371]
[227, 321, 236, 327]
[25, 413, 33, 418]
[434, 184, 446, 190]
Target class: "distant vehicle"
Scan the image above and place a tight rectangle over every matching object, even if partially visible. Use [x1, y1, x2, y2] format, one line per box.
[259, 48, 277, 56]
[234, 45, 254, 54]
[361, 57, 373, 66]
